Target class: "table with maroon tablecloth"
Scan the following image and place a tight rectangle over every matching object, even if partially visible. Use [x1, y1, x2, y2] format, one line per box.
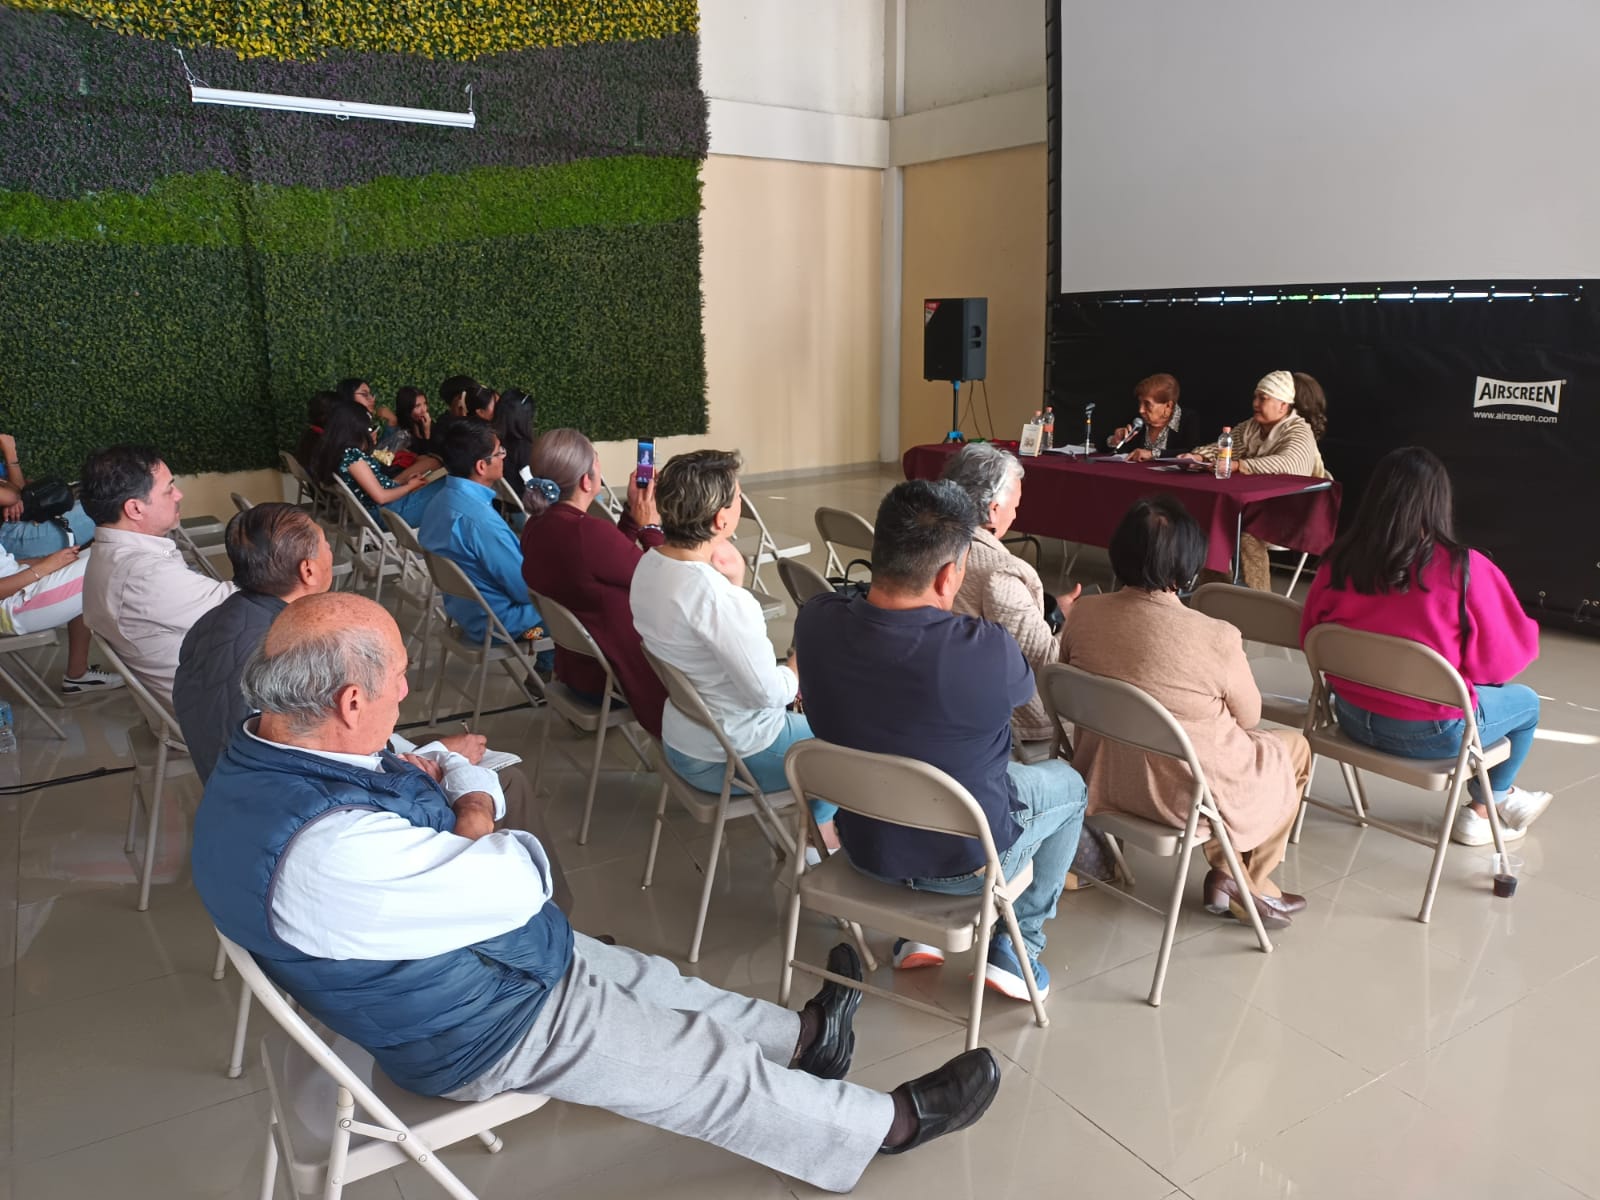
[902, 443, 1341, 576]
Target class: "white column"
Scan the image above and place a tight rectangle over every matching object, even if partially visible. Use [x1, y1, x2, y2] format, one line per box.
[878, 0, 907, 463]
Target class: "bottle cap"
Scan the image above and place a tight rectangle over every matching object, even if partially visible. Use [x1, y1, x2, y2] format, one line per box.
[1222, 425, 1232, 433]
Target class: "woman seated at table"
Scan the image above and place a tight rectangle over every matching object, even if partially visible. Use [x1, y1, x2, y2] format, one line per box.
[1183, 370, 1331, 589]
[1106, 373, 1202, 462]
[311, 399, 441, 525]
[1300, 446, 1550, 846]
[629, 449, 836, 842]
[941, 442, 1079, 744]
[520, 428, 668, 738]
[1063, 495, 1310, 929]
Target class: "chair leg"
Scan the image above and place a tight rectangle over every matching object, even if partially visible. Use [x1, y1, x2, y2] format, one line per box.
[1147, 839, 1202, 1007]
[428, 648, 450, 723]
[258, 1120, 280, 1200]
[124, 775, 141, 855]
[576, 721, 608, 847]
[964, 922, 990, 1053]
[688, 803, 731, 963]
[1337, 762, 1367, 823]
[1284, 552, 1309, 596]
[476, 1128, 504, 1154]
[0, 662, 66, 739]
[326, 1087, 355, 1200]
[996, 897, 1048, 1032]
[227, 981, 251, 1079]
[779, 881, 803, 1006]
[213, 937, 228, 981]
[1102, 832, 1136, 888]
[1289, 755, 1317, 844]
[1210, 821, 1273, 957]
[1418, 773, 1469, 924]
[532, 703, 553, 799]
[471, 659, 489, 726]
[137, 742, 168, 912]
[12, 647, 68, 711]
[848, 921, 878, 973]
[1479, 757, 1508, 856]
[641, 783, 668, 889]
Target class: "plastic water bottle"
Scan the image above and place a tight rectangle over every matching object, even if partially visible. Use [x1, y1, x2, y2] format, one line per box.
[1214, 426, 1234, 479]
[0, 701, 15, 753]
[1041, 406, 1055, 450]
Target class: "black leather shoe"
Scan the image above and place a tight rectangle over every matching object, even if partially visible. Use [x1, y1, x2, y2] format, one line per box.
[881, 1047, 1001, 1155]
[795, 943, 863, 1080]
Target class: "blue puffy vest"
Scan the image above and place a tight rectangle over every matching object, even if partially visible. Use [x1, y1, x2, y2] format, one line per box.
[192, 728, 574, 1096]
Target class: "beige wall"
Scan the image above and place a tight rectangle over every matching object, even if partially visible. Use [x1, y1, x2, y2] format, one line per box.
[899, 143, 1045, 452]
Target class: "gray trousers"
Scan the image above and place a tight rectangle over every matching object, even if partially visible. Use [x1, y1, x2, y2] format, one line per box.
[448, 934, 895, 1193]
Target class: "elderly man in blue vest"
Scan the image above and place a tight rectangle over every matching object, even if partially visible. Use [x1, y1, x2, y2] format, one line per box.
[192, 591, 1000, 1191]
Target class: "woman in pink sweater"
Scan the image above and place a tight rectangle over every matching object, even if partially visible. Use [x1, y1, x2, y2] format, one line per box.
[1300, 447, 1550, 846]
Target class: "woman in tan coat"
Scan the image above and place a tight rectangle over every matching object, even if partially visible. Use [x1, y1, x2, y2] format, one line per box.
[1062, 495, 1311, 928]
[941, 443, 1081, 744]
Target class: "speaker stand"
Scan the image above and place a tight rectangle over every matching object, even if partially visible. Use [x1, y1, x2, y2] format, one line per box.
[943, 379, 965, 444]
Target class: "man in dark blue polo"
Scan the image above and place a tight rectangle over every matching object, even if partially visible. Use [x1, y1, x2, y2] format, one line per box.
[795, 480, 1086, 1001]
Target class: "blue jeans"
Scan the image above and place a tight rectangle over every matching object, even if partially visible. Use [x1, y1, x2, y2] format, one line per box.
[1334, 684, 1540, 802]
[664, 711, 836, 824]
[860, 759, 1087, 961]
[0, 502, 96, 556]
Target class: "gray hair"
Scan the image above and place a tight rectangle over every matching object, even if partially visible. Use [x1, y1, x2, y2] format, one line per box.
[240, 624, 392, 733]
[941, 442, 1024, 515]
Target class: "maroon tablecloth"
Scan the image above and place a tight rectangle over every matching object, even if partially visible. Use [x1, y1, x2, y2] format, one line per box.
[903, 443, 1341, 574]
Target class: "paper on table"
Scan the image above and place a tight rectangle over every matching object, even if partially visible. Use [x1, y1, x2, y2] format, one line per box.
[1043, 445, 1094, 455]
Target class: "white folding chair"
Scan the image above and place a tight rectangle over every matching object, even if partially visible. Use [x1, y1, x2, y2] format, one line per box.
[329, 477, 403, 601]
[780, 739, 1048, 1048]
[422, 550, 550, 724]
[378, 509, 446, 679]
[776, 558, 833, 609]
[813, 506, 874, 578]
[216, 933, 548, 1200]
[738, 495, 809, 620]
[527, 592, 651, 845]
[494, 476, 527, 517]
[0, 629, 66, 738]
[640, 646, 797, 962]
[1040, 663, 1272, 1006]
[1300, 624, 1511, 923]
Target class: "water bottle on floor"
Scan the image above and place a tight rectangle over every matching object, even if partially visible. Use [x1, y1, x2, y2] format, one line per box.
[1214, 426, 1234, 479]
[0, 701, 15, 753]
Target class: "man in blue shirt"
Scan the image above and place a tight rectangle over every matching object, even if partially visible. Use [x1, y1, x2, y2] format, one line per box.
[795, 480, 1087, 1002]
[419, 420, 543, 645]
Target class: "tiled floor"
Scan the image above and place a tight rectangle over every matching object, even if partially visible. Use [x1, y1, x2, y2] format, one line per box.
[2, 465, 1597, 1199]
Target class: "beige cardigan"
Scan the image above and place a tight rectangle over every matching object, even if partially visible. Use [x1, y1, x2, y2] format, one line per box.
[952, 527, 1059, 741]
[1060, 588, 1298, 851]
[1196, 412, 1330, 478]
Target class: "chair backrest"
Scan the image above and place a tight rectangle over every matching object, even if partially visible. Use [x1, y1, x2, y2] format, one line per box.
[331, 475, 386, 540]
[495, 476, 526, 515]
[640, 645, 755, 771]
[1302, 623, 1476, 714]
[171, 523, 223, 580]
[782, 739, 1000, 856]
[96, 638, 185, 747]
[1191, 582, 1303, 649]
[777, 558, 833, 607]
[529, 591, 614, 678]
[379, 507, 424, 555]
[230, 492, 253, 514]
[1039, 662, 1204, 771]
[814, 507, 874, 557]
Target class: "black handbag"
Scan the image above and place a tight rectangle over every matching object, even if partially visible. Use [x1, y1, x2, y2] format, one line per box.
[829, 558, 872, 601]
[19, 478, 73, 523]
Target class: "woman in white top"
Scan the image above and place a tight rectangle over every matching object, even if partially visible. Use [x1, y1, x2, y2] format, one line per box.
[629, 449, 835, 830]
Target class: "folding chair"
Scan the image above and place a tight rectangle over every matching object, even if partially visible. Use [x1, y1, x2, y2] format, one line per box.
[494, 476, 527, 517]
[1190, 583, 1310, 730]
[640, 646, 798, 962]
[738, 495, 809, 621]
[780, 739, 1048, 1048]
[379, 509, 446, 679]
[216, 933, 548, 1200]
[527, 592, 651, 845]
[329, 477, 404, 601]
[777, 558, 833, 608]
[813, 506, 874, 578]
[422, 550, 550, 724]
[1300, 624, 1511, 923]
[1040, 663, 1272, 1006]
[172, 520, 228, 580]
[281, 450, 337, 523]
[0, 629, 66, 739]
[230, 491, 253, 514]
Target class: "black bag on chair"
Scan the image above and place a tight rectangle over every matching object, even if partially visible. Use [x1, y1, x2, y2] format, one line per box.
[19, 479, 73, 523]
[829, 558, 872, 601]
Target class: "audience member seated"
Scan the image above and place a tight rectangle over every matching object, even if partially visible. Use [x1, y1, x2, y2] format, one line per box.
[1186, 370, 1332, 589]
[1300, 446, 1550, 847]
[292, 390, 336, 473]
[311, 399, 440, 525]
[467, 384, 498, 423]
[941, 443, 1079, 744]
[438, 373, 479, 419]
[796, 480, 1087, 998]
[1107, 372, 1202, 461]
[630, 450, 836, 837]
[392, 385, 441, 469]
[1062, 495, 1310, 929]
[418, 419, 546, 647]
[520, 429, 668, 738]
[192, 592, 1001, 1189]
[174, 504, 335, 780]
[80, 445, 235, 706]
[0, 430, 96, 556]
[340, 376, 397, 430]
[0, 539, 122, 694]
[493, 387, 535, 486]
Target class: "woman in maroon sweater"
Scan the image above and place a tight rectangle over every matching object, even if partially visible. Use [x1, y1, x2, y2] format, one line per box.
[520, 430, 668, 738]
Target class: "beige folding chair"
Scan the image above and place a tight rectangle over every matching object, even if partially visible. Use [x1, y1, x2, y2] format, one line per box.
[422, 550, 550, 724]
[1040, 663, 1272, 1006]
[738, 495, 809, 620]
[494, 476, 527, 517]
[172, 520, 228, 580]
[528, 592, 651, 845]
[780, 739, 1048, 1048]
[776, 558, 833, 608]
[229, 491, 253, 514]
[216, 933, 548, 1200]
[329, 476, 403, 601]
[1300, 624, 1511, 923]
[640, 646, 797, 962]
[813, 506, 874, 578]
[1191, 583, 1310, 729]
[378, 509, 446, 678]
[0, 629, 67, 739]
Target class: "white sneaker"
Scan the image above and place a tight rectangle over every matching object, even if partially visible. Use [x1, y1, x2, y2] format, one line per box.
[1451, 805, 1527, 847]
[62, 667, 126, 694]
[892, 939, 945, 970]
[1497, 787, 1554, 833]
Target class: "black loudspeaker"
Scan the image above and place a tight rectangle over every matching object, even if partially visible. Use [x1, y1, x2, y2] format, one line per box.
[923, 297, 987, 382]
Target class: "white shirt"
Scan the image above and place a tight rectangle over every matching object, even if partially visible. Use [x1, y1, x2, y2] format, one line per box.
[82, 525, 235, 707]
[629, 551, 797, 761]
[255, 725, 552, 961]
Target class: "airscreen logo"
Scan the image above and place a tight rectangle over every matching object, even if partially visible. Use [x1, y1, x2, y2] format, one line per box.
[1472, 377, 1563, 424]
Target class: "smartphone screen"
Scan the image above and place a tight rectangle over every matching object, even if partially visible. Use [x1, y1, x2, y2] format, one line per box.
[635, 438, 655, 489]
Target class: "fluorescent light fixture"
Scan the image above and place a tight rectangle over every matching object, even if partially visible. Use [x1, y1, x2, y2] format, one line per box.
[190, 84, 475, 129]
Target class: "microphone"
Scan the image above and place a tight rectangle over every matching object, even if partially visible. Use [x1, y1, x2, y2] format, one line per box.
[1109, 416, 1145, 451]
